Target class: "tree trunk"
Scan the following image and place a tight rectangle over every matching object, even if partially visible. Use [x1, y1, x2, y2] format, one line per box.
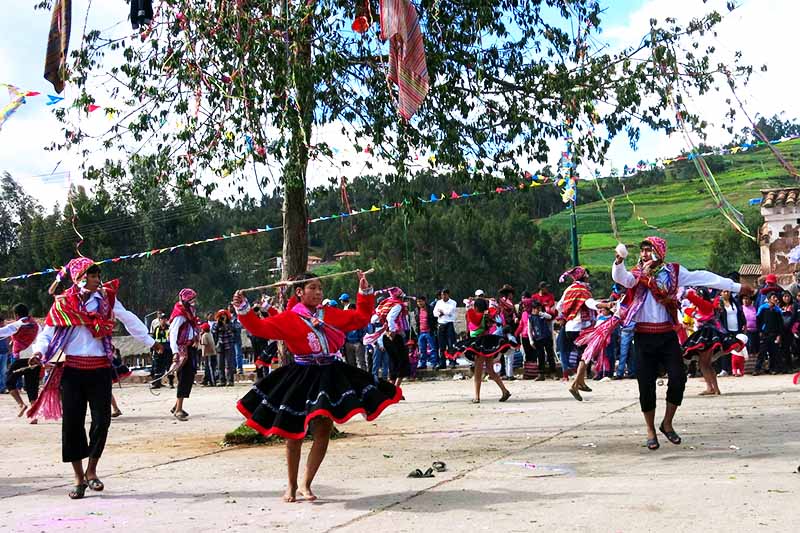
[279, 1, 315, 366]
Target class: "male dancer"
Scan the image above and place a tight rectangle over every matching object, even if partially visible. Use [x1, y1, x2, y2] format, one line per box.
[612, 237, 749, 450]
[30, 257, 161, 498]
[0, 304, 40, 419]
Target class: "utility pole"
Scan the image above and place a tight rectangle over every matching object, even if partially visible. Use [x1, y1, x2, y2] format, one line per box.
[570, 188, 579, 266]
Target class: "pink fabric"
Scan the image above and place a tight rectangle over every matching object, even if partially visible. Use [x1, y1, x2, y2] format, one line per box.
[575, 315, 620, 363]
[559, 266, 586, 283]
[66, 257, 95, 283]
[642, 236, 667, 260]
[179, 287, 197, 302]
[743, 304, 757, 331]
[291, 302, 347, 353]
[380, 0, 429, 120]
[419, 307, 429, 333]
[388, 286, 404, 298]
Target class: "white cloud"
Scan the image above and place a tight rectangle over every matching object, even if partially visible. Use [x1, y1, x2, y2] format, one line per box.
[600, 0, 800, 172]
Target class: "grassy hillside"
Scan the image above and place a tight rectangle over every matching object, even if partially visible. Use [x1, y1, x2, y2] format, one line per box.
[538, 139, 800, 272]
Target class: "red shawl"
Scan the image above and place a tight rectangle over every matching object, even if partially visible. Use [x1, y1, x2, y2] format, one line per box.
[11, 317, 39, 355]
[45, 279, 119, 339]
[560, 282, 593, 322]
[169, 300, 199, 369]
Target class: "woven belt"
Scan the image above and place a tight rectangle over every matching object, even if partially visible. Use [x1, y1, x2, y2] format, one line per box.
[294, 354, 336, 366]
[65, 356, 112, 369]
[634, 322, 675, 334]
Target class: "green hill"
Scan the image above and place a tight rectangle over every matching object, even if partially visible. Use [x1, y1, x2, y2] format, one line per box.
[538, 139, 800, 272]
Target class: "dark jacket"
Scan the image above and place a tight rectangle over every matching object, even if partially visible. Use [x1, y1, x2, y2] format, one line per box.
[756, 303, 783, 336]
[718, 298, 746, 334]
[414, 303, 438, 335]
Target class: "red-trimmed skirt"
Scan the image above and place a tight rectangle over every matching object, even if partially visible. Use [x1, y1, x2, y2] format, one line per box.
[446, 334, 514, 361]
[682, 324, 744, 362]
[237, 359, 401, 440]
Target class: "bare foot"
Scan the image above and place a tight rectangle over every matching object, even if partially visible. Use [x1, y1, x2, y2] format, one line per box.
[17, 404, 28, 417]
[698, 390, 716, 396]
[283, 485, 298, 503]
[298, 486, 317, 501]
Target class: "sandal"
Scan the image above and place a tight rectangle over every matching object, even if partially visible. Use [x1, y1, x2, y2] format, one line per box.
[169, 406, 189, 416]
[646, 437, 660, 451]
[111, 410, 122, 418]
[432, 461, 446, 472]
[577, 384, 592, 392]
[407, 469, 424, 478]
[69, 482, 88, 500]
[658, 424, 682, 445]
[173, 410, 189, 421]
[568, 388, 583, 402]
[422, 467, 435, 478]
[86, 478, 104, 492]
[499, 391, 511, 402]
[471, 399, 480, 404]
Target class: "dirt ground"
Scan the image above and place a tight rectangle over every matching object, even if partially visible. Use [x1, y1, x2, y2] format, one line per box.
[1, 373, 798, 533]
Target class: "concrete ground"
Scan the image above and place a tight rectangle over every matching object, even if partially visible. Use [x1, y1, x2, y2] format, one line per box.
[0, 373, 798, 533]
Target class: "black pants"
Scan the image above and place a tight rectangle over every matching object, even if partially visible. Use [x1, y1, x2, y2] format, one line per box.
[634, 331, 686, 413]
[6, 358, 40, 402]
[384, 334, 410, 380]
[437, 322, 456, 366]
[217, 347, 235, 385]
[203, 354, 218, 384]
[176, 348, 198, 399]
[61, 366, 112, 463]
[152, 349, 174, 387]
[535, 337, 556, 373]
[521, 337, 538, 363]
[756, 334, 779, 372]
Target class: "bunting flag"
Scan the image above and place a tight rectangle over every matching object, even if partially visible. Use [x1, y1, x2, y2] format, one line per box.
[0, 177, 560, 284]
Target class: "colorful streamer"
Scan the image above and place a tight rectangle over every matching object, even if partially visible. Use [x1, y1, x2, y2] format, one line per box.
[0, 84, 26, 132]
[0, 177, 554, 284]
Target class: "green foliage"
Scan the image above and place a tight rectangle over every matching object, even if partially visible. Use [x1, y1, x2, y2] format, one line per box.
[541, 140, 800, 274]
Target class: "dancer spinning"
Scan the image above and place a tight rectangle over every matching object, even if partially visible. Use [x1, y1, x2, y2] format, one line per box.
[447, 297, 512, 403]
[232, 270, 401, 502]
[556, 266, 610, 401]
[29, 257, 161, 498]
[681, 288, 744, 396]
[612, 237, 749, 450]
[0, 303, 40, 420]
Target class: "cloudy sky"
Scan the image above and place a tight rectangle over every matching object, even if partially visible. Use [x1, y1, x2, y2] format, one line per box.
[1, 0, 798, 209]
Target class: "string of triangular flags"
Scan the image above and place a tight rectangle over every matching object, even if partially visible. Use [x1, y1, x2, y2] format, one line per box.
[0, 176, 558, 284]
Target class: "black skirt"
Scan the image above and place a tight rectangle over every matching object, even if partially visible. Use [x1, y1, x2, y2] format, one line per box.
[237, 359, 402, 440]
[682, 324, 744, 362]
[446, 334, 514, 361]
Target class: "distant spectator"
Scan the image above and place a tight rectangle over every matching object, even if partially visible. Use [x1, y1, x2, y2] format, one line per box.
[789, 271, 800, 299]
[213, 309, 236, 386]
[200, 322, 218, 386]
[414, 295, 439, 369]
[434, 288, 458, 369]
[228, 305, 244, 374]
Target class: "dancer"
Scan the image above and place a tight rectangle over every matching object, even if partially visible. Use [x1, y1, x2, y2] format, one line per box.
[232, 270, 401, 502]
[376, 287, 411, 388]
[29, 257, 161, 499]
[447, 297, 512, 403]
[612, 237, 749, 450]
[0, 304, 40, 420]
[556, 266, 608, 401]
[682, 288, 744, 396]
[168, 288, 201, 421]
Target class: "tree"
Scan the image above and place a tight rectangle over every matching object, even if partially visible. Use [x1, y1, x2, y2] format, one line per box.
[41, 0, 750, 282]
[707, 208, 761, 275]
[734, 113, 800, 145]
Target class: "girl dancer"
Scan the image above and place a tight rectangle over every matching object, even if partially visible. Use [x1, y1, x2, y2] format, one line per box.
[447, 297, 512, 403]
[682, 288, 744, 396]
[232, 270, 401, 502]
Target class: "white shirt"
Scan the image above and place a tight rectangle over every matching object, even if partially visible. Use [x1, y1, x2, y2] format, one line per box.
[555, 292, 599, 332]
[724, 304, 739, 332]
[612, 261, 741, 324]
[433, 298, 457, 324]
[169, 315, 196, 354]
[386, 303, 403, 333]
[32, 294, 155, 357]
[0, 319, 26, 340]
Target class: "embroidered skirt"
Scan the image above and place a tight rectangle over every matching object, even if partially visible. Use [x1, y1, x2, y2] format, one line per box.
[446, 334, 514, 361]
[111, 359, 131, 384]
[682, 324, 744, 362]
[236, 359, 402, 440]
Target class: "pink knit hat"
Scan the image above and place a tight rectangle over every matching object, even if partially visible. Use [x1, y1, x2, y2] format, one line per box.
[66, 257, 96, 284]
[640, 236, 667, 260]
[179, 288, 197, 302]
[559, 266, 587, 283]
